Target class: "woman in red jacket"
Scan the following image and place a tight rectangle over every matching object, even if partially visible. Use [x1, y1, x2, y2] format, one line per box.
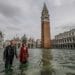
[19, 43, 29, 64]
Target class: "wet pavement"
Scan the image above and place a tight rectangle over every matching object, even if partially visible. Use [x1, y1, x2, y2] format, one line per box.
[0, 48, 75, 75]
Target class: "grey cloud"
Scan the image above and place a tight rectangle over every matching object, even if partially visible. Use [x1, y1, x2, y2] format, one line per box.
[0, 1, 21, 18]
[48, 0, 75, 6]
[0, 0, 75, 40]
[61, 24, 75, 30]
[55, 24, 75, 30]
[6, 26, 21, 31]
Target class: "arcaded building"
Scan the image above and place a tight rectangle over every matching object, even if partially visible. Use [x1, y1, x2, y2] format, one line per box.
[52, 29, 75, 49]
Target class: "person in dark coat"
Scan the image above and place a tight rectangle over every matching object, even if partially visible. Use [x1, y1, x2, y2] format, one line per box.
[3, 40, 18, 70]
[19, 43, 29, 64]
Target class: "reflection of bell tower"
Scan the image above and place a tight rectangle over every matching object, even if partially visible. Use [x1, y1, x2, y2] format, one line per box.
[41, 3, 51, 49]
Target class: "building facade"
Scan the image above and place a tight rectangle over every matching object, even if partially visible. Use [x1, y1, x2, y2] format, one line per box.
[52, 29, 75, 49]
[14, 37, 22, 48]
[41, 3, 51, 49]
[27, 38, 36, 49]
[36, 39, 41, 48]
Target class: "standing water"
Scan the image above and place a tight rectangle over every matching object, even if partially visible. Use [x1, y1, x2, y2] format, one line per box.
[0, 48, 75, 75]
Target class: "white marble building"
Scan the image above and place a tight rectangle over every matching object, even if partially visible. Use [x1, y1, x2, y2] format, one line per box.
[52, 29, 75, 49]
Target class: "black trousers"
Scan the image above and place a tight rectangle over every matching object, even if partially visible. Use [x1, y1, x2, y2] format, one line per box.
[5, 56, 14, 69]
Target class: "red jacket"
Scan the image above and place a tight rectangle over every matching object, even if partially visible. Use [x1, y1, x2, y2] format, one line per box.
[20, 46, 29, 63]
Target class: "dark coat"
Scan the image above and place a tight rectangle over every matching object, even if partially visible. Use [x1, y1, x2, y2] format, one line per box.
[3, 45, 17, 61]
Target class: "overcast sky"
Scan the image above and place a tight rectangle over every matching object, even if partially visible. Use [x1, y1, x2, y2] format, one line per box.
[0, 0, 75, 40]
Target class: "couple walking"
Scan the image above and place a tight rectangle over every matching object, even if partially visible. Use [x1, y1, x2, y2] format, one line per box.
[3, 40, 29, 70]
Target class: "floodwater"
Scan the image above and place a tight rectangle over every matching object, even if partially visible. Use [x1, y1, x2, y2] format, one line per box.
[0, 48, 75, 75]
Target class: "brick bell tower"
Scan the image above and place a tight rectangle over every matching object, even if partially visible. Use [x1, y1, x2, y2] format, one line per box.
[41, 3, 51, 49]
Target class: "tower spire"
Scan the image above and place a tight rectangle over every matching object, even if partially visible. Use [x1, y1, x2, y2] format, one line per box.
[43, 3, 48, 11]
[41, 3, 49, 22]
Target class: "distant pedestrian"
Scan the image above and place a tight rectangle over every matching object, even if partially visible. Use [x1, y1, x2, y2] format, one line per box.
[19, 43, 29, 64]
[3, 40, 18, 70]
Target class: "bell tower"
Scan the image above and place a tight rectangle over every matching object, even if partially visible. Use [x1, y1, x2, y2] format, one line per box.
[41, 3, 51, 49]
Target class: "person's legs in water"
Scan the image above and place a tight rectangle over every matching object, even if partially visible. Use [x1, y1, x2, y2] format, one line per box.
[5, 57, 11, 70]
[22, 60, 28, 69]
[5, 60, 9, 71]
[19, 60, 28, 75]
[9, 56, 14, 70]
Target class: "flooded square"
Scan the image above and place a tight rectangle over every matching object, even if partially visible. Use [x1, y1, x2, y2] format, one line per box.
[0, 48, 75, 75]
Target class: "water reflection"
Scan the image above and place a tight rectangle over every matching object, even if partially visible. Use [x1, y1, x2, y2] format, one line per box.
[0, 49, 75, 75]
[19, 62, 28, 75]
[4, 69, 13, 75]
[41, 49, 55, 75]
